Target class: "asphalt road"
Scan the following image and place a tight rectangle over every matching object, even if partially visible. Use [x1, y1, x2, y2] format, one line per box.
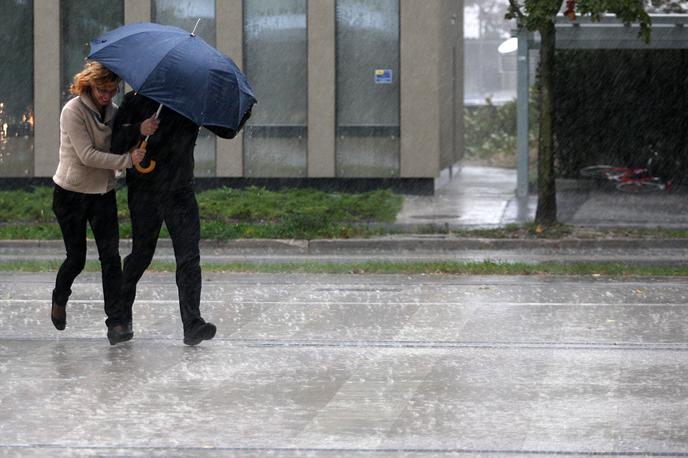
[2, 271, 688, 456]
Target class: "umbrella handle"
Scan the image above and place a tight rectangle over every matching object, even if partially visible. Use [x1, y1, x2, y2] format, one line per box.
[133, 104, 162, 174]
[133, 139, 156, 173]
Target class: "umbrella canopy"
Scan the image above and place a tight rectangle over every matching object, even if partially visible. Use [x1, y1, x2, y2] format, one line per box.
[88, 22, 256, 138]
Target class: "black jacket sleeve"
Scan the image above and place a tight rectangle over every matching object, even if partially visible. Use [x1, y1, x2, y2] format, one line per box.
[111, 91, 150, 154]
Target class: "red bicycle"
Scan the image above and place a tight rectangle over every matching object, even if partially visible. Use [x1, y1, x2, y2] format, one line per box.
[580, 155, 673, 193]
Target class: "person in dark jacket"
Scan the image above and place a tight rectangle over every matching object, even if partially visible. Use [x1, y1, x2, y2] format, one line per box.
[111, 91, 216, 346]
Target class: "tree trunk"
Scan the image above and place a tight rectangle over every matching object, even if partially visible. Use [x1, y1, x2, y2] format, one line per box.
[535, 21, 557, 224]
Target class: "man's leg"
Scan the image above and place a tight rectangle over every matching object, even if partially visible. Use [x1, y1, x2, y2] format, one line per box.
[162, 187, 204, 334]
[121, 186, 162, 326]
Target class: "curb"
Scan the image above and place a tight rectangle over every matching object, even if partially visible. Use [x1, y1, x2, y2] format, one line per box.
[3, 237, 688, 253]
[308, 237, 688, 252]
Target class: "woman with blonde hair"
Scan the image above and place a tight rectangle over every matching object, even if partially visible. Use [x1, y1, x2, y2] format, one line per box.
[51, 61, 158, 344]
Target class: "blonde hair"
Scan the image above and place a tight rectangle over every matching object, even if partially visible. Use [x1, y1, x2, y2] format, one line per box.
[70, 61, 120, 96]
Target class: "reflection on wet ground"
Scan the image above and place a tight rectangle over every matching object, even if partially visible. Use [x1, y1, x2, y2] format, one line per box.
[398, 165, 688, 228]
[1, 272, 688, 456]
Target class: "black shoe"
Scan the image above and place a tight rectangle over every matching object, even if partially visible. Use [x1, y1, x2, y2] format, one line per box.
[183, 322, 217, 346]
[51, 301, 66, 331]
[124, 320, 133, 336]
[107, 324, 134, 345]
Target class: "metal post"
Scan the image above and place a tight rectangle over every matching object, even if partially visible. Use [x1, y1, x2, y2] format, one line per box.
[515, 26, 530, 199]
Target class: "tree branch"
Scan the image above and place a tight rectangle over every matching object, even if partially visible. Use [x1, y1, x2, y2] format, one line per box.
[506, 0, 526, 21]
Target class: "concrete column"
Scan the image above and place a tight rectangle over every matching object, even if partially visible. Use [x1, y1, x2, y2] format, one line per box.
[124, 0, 151, 24]
[400, 0, 440, 178]
[307, 0, 336, 177]
[454, 0, 465, 166]
[216, 0, 244, 177]
[33, 0, 61, 177]
[121, 2, 150, 94]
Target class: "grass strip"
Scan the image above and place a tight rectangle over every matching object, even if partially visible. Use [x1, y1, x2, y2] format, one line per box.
[0, 222, 385, 240]
[4, 187, 688, 241]
[0, 186, 402, 240]
[1, 259, 687, 276]
[0, 186, 402, 234]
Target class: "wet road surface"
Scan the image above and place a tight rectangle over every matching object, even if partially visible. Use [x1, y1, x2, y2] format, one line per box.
[2, 272, 688, 456]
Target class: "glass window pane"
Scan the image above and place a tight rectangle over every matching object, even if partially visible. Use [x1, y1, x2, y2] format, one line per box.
[0, 0, 34, 177]
[243, 0, 308, 177]
[61, 0, 123, 105]
[153, 0, 217, 177]
[336, 0, 399, 177]
[463, 1, 519, 105]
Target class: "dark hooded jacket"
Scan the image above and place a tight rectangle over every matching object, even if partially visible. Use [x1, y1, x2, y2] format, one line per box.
[111, 91, 199, 192]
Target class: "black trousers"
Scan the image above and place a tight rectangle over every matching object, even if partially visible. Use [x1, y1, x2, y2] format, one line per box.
[121, 185, 204, 333]
[52, 185, 123, 328]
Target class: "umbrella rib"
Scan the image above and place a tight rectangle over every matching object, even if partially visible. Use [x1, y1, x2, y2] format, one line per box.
[137, 36, 204, 125]
[137, 37, 185, 93]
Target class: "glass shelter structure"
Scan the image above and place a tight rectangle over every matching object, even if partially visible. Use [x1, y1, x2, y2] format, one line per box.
[512, 14, 688, 198]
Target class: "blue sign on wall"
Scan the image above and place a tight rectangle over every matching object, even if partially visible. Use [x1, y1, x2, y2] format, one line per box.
[374, 69, 393, 84]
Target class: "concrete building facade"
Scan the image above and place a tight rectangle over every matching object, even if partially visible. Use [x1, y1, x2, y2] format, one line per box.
[2, 0, 464, 192]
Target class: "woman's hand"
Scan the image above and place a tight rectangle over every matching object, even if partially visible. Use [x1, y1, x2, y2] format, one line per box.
[140, 115, 159, 137]
[130, 148, 146, 165]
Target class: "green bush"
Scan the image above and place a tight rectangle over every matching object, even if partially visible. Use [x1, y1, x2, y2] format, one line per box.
[464, 90, 538, 167]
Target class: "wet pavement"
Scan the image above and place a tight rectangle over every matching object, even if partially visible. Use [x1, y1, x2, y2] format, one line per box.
[2, 272, 688, 456]
[397, 165, 688, 229]
[396, 166, 535, 228]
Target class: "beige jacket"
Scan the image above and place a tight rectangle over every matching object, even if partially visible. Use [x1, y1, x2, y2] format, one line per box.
[53, 95, 133, 194]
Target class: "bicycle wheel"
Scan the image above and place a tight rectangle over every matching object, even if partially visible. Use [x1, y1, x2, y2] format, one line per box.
[616, 181, 665, 193]
[580, 165, 626, 180]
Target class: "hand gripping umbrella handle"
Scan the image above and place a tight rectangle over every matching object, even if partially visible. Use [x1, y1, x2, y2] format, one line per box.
[133, 139, 156, 173]
[134, 104, 163, 174]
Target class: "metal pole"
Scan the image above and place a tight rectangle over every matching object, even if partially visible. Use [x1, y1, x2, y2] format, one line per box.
[516, 26, 530, 199]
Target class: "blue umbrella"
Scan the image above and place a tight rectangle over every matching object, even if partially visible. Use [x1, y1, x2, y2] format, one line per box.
[88, 22, 256, 139]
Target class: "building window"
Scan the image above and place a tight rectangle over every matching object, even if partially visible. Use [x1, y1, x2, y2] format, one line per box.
[335, 0, 399, 177]
[153, 0, 217, 177]
[243, 0, 308, 177]
[0, 0, 34, 177]
[61, 0, 124, 105]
